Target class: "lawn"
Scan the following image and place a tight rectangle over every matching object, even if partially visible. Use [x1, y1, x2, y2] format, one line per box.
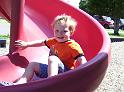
[0, 34, 9, 39]
[106, 29, 124, 38]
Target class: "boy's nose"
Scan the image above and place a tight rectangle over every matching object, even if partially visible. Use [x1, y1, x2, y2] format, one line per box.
[60, 31, 64, 35]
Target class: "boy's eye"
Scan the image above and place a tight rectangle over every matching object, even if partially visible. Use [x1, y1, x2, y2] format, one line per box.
[64, 30, 68, 32]
[55, 30, 59, 32]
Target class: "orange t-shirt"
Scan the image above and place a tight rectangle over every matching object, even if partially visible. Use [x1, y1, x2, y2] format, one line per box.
[44, 38, 84, 69]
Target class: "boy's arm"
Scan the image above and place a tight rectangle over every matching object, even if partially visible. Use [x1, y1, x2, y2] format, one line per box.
[15, 40, 45, 48]
[76, 56, 87, 65]
[26, 40, 45, 47]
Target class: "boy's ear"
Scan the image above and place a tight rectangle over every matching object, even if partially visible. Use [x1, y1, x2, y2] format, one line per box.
[69, 26, 75, 35]
[70, 30, 74, 35]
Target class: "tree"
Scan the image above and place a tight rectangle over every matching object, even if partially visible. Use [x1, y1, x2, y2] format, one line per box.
[79, 0, 124, 35]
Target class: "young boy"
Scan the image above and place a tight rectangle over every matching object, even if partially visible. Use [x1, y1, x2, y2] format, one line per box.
[14, 14, 87, 84]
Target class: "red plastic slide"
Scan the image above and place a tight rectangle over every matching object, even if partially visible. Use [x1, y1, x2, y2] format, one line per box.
[0, 0, 111, 92]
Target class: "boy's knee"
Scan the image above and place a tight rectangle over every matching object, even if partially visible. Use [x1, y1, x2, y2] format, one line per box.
[27, 62, 40, 73]
[28, 62, 39, 69]
[28, 62, 36, 66]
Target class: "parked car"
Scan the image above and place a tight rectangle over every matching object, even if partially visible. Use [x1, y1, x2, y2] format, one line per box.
[93, 15, 114, 29]
[119, 19, 124, 30]
[119, 24, 124, 30]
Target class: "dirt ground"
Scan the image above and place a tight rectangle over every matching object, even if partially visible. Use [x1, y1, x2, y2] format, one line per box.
[95, 41, 124, 92]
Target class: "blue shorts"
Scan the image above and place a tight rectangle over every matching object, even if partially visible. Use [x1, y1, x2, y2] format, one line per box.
[36, 63, 70, 78]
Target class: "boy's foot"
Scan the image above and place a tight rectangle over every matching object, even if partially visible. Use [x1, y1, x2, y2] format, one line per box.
[0, 81, 14, 86]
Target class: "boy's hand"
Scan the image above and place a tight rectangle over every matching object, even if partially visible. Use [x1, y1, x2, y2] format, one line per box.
[15, 40, 28, 48]
[49, 47, 58, 56]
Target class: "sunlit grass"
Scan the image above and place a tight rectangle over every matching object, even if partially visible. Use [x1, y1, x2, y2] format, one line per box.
[0, 34, 9, 39]
[106, 29, 124, 38]
[0, 18, 9, 24]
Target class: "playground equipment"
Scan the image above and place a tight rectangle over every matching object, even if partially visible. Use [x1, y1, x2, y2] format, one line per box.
[0, 0, 111, 92]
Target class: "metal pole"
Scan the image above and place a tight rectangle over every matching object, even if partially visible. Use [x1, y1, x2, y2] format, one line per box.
[10, 0, 25, 53]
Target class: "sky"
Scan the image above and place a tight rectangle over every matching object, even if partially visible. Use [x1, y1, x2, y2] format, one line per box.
[62, 0, 80, 8]
[0, 21, 10, 35]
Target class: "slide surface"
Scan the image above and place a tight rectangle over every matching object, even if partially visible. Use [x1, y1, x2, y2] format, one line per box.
[0, 0, 111, 92]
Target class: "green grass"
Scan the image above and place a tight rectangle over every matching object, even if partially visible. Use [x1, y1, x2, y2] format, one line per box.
[0, 34, 10, 39]
[106, 29, 124, 38]
[0, 18, 9, 24]
[0, 34, 10, 44]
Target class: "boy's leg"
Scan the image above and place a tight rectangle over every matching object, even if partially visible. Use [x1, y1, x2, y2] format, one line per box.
[48, 55, 62, 77]
[15, 62, 40, 85]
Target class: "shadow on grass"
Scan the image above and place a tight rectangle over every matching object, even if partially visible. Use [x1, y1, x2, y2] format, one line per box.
[111, 38, 124, 42]
[107, 29, 124, 42]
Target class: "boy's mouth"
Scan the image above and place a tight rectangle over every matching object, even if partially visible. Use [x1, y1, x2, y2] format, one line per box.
[57, 37, 64, 39]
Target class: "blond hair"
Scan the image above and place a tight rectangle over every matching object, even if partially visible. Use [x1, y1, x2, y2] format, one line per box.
[52, 14, 77, 35]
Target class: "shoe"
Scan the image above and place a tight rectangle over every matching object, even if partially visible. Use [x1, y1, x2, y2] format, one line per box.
[0, 81, 14, 86]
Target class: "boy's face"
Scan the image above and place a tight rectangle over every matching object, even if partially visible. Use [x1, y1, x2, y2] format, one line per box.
[53, 23, 71, 42]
